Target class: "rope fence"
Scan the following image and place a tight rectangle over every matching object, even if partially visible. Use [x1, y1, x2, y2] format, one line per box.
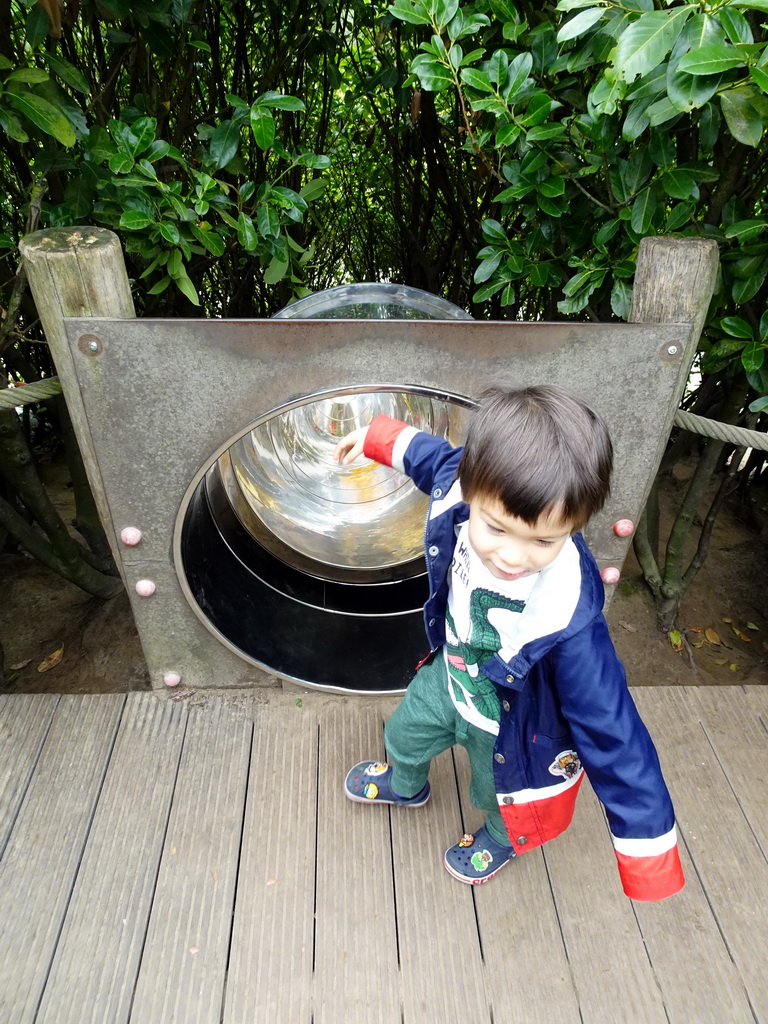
[2, 377, 767, 451]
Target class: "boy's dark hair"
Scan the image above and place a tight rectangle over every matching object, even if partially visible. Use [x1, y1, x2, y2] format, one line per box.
[458, 385, 613, 529]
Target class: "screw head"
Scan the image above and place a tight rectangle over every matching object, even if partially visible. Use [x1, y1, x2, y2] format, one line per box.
[163, 672, 182, 687]
[120, 526, 143, 547]
[667, 344, 678, 356]
[601, 566, 621, 585]
[135, 579, 156, 597]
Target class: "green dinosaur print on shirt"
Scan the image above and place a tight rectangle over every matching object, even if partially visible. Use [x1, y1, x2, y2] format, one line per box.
[446, 589, 526, 728]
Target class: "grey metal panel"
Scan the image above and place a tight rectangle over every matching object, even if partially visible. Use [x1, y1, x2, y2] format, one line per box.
[62, 317, 692, 693]
[0, 694, 60, 855]
[35, 693, 187, 1024]
[0, 694, 125, 1024]
[129, 698, 252, 1024]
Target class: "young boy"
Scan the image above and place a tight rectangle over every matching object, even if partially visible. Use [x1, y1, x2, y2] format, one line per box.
[335, 385, 684, 901]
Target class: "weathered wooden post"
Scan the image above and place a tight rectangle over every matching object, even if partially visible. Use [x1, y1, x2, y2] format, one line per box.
[19, 227, 135, 576]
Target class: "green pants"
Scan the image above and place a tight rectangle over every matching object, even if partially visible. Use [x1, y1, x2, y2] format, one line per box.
[384, 652, 511, 847]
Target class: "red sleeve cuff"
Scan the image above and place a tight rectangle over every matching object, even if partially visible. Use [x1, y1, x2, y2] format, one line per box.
[364, 415, 409, 467]
[616, 846, 685, 901]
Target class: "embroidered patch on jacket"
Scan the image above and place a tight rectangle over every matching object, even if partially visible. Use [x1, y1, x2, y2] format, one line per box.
[548, 750, 581, 779]
[364, 763, 388, 776]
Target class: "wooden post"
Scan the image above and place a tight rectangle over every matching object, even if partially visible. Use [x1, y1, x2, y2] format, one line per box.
[19, 227, 135, 573]
[629, 236, 719, 499]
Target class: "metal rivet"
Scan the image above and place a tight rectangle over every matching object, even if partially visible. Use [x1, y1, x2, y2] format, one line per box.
[428, 618, 436, 627]
[494, 753, 506, 764]
[120, 526, 143, 546]
[601, 566, 621, 585]
[667, 345, 678, 355]
[78, 333, 103, 356]
[502, 700, 511, 712]
[517, 836, 528, 845]
[428, 545, 439, 557]
[613, 519, 634, 538]
[503, 795, 515, 804]
[135, 579, 156, 597]
[164, 672, 182, 687]
[505, 674, 515, 684]
[433, 487, 442, 498]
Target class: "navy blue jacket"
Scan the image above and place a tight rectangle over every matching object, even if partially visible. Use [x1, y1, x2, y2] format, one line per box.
[366, 415, 684, 901]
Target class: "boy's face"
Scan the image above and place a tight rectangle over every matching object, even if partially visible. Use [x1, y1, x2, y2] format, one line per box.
[467, 494, 575, 582]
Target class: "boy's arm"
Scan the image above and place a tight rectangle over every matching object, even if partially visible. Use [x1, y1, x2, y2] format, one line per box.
[361, 415, 464, 495]
[551, 618, 685, 902]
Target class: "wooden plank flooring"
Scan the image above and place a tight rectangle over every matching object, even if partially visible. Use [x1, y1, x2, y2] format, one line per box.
[0, 686, 766, 1024]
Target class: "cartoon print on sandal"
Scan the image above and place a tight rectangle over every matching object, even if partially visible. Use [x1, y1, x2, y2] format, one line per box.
[470, 849, 493, 873]
[364, 763, 389, 776]
[458, 834, 475, 848]
[363, 783, 380, 799]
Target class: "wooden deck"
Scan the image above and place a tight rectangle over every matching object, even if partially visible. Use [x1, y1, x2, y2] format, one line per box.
[1, 685, 766, 1024]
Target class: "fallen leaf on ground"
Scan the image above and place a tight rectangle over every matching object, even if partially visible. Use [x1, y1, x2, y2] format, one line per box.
[729, 663, 739, 672]
[746, 622, 759, 631]
[266, 878, 277, 886]
[4, 673, 19, 685]
[704, 629, 721, 646]
[189, 946, 199, 955]
[10, 659, 31, 671]
[668, 629, 684, 653]
[37, 646, 64, 672]
[688, 626, 702, 633]
[618, 620, 637, 632]
[169, 687, 196, 701]
[721, 617, 733, 624]
[731, 627, 751, 642]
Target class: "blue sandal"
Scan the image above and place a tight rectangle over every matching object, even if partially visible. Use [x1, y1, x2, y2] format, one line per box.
[444, 825, 516, 884]
[344, 761, 430, 807]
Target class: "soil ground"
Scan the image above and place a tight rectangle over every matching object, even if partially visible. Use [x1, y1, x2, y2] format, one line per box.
[1, 455, 766, 694]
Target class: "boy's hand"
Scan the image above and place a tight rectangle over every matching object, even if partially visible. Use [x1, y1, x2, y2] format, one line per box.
[334, 426, 369, 465]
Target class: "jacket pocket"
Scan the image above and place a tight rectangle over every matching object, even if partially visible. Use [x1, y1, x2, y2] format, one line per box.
[531, 732, 570, 747]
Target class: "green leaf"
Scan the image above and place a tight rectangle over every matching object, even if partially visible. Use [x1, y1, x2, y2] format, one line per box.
[6, 68, 50, 85]
[527, 123, 566, 141]
[742, 341, 765, 373]
[733, 269, 766, 303]
[677, 44, 745, 75]
[461, 68, 494, 93]
[557, 7, 604, 42]
[109, 152, 134, 173]
[0, 105, 29, 142]
[258, 92, 305, 111]
[481, 219, 508, 243]
[611, 279, 632, 319]
[724, 219, 768, 242]
[6, 91, 75, 147]
[667, 69, 722, 112]
[411, 56, 454, 91]
[237, 212, 259, 251]
[666, 201, 695, 231]
[264, 254, 290, 284]
[749, 64, 768, 94]
[158, 221, 181, 245]
[475, 252, 503, 282]
[25, 7, 49, 48]
[388, 0, 433, 26]
[719, 8, 753, 45]
[622, 96, 653, 140]
[209, 120, 240, 169]
[661, 168, 695, 200]
[630, 187, 659, 233]
[749, 395, 768, 413]
[487, 49, 509, 86]
[119, 210, 152, 231]
[472, 279, 507, 302]
[720, 89, 764, 147]
[594, 218, 621, 249]
[173, 272, 200, 306]
[250, 109, 275, 151]
[298, 178, 326, 203]
[720, 316, 753, 339]
[502, 52, 534, 103]
[43, 53, 90, 94]
[257, 204, 280, 239]
[612, 8, 692, 83]
[647, 96, 680, 126]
